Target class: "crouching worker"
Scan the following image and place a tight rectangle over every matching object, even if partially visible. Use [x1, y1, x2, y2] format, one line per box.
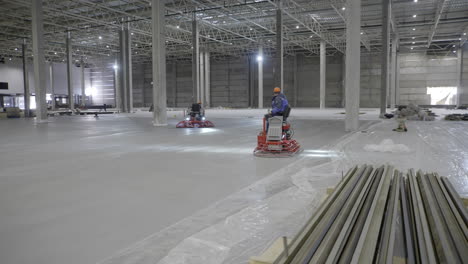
[265, 87, 289, 130]
[190, 102, 203, 120]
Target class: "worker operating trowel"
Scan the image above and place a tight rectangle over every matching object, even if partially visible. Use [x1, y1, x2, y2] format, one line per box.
[393, 106, 408, 132]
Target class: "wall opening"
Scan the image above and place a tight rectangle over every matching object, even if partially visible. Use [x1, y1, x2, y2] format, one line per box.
[426, 87, 457, 105]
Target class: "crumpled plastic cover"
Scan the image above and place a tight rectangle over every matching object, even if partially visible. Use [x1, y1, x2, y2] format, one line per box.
[364, 139, 411, 153]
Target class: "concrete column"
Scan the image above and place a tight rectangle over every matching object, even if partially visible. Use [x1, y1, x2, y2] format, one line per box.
[66, 31, 74, 110]
[341, 54, 346, 107]
[390, 39, 397, 108]
[457, 47, 463, 107]
[275, 1, 284, 89]
[32, 0, 47, 121]
[172, 63, 177, 107]
[320, 40, 326, 109]
[345, 0, 361, 131]
[119, 25, 128, 112]
[125, 20, 133, 112]
[80, 59, 85, 107]
[192, 18, 200, 102]
[151, 0, 167, 126]
[199, 50, 205, 105]
[380, 0, 390, 115]
[205, 51, 211, 107]
[22, 38, 30, 117]
[50, 62, 55, 110]
[395, 54, 400, 105]
[258, 46, 264, 108]
[293, 54, 298, 107]
[113, 59, 121, 111]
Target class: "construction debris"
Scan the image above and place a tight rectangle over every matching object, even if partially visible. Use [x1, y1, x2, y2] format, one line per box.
[395, 103, 435, 121]
[445, 114, 468, 121]
[272, 165, 468, 264]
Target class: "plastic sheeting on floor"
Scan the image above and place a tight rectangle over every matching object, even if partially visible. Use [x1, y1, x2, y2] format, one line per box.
[101, 115, 468, 264]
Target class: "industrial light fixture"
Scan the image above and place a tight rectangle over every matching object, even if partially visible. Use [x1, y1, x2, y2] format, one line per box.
[342, 7, 346, 10]
[135, 44, 138, 47]
[309, 35, 313, 38]
[413, 14, 417, 18]
[257, 55, 263, 62]
[176, 25, 180, 29]
[249, 28, 253, 31]
[412, 28, 416, 31]
[360, 32, 363, 35]
[464, 33, 467, 35]
[14, 48, 18, 51]
[106, 45, 109, 48]
[453, 50, 457, 53]
[453, 45, 456, 47]
[54, 52, 57, 55]
[411, 47, 414, 50]
[9, 58, 11, 61]
[131, 32, 134, 35]
[412, 37, 415, 39]
[135, 51, 138, 54]
[113, 64, 118, 70]
[296, 25, 299, 29]
[412, 42, 415, 44]
[460, 38, 462, 40]
[98, 36, 102, 39]
[414, 0, 418, 2]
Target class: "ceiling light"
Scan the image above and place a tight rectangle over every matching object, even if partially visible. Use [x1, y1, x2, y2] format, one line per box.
[54, 52, 57, 55]
[412, 28, 416, 31]
[250, 28, 253, 31]
[453, 50, 457, 53]
[460, 38, 462, 40]
[98, 36, 102, 39]
[107, 54, 110, 56]
[413, 14, 417, 18]
[222, 21, 226, 24]
[411, 47, 414, 50]
[256, 55, 263, 62]
[113, 64, 118, 69]
[9, 58, 12, 61]
[453, 45, 456, 47]
[412, 42, 415, 44]
[342, 7, 346, 10]
[295, 25, 299, 29]
[135, 44, 138, 47]
[412, 37, 415, 39]
[14, 48, 18, 51]
[360, 32, 363, 35]
[77, 49, 79, 51]
[135, 51, 138, 54]
[309, 35, 313, 38]
[106, 45, 109, 48]
[131, 32, 134, 35]
[414, 0, 418, 2]
[176, 25, 180, 29]
[464, 33, 467, 35]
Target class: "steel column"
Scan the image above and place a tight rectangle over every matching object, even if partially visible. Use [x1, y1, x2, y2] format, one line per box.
[275, 1, 284, 89]
[151, 0, 167, 126]
[66, 31, 74, 110]
[293, 54, 298, 107]
[258, 46, 264, 108]
[320, 40, 326, 109]
[22, 39, 30, 117]
[345, 0, 361, 131]
[380, 0, 390, 116]
[31, 0, 47, 121]
[205, 51, 211, 108]
[192, 18, 200, 102]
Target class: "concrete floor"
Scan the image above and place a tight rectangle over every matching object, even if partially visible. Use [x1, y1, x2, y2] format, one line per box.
[0, 111, 355, 264]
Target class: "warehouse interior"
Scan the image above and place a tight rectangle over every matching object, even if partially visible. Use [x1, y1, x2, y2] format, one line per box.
[0, 0, 468, 264]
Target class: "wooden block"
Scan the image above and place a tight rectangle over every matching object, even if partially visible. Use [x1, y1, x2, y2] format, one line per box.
[249, 237, 291, 264]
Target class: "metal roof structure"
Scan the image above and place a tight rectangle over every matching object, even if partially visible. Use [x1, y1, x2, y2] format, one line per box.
[0, 0, 467, 65]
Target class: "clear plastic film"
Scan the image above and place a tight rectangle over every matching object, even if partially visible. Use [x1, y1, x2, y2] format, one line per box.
[100, 115, 468, 264]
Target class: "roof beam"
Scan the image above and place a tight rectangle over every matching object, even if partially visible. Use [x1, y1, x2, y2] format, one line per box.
[428, 0, 450, 47]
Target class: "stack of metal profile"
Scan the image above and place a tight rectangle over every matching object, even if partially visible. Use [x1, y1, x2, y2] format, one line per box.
[273, 165, 468, 264]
